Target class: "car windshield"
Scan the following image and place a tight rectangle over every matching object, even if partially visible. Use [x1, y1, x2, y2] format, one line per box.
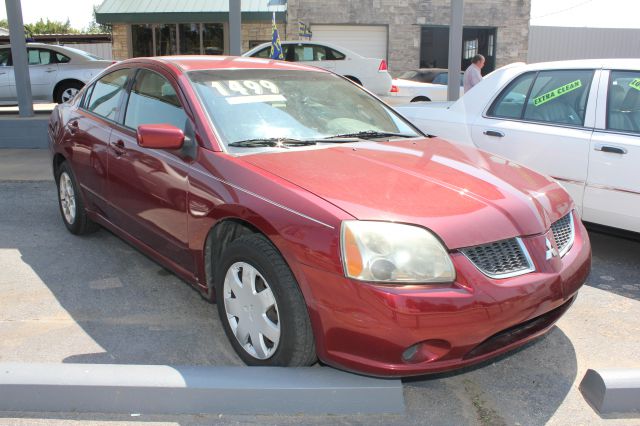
[188, 69, 420, 150]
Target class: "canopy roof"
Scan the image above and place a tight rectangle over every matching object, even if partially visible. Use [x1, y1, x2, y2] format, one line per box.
[95, 0, 286, 24]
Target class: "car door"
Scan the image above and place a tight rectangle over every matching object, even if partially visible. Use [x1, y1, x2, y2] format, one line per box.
[469, 69, 599, 211]
[24, 48, 59, 100]
[107, 67, 193, 271]
[70, 68, 132, 215]
[0, 48, 14, 102]
[583, 69, 640, 232]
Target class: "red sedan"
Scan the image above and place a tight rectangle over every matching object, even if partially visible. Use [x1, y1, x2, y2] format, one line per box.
[48, 56, 591, 377]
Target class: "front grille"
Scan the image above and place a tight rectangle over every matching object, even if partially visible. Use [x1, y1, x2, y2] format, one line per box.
[460, 238, 534, 279]
[551, 212, 574, 257]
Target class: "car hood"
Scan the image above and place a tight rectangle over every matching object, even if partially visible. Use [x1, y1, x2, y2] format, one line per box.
[241, 138, 573, 249]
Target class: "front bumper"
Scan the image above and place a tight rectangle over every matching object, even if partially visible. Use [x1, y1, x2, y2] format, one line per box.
[298, 212, 591, 377]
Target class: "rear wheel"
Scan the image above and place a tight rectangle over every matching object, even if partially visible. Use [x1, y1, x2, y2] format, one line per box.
[55, 162, 99, 235]
[411, 96, 431, 102]
[55, 81, 84, 103]
[216, 234, 316, 366]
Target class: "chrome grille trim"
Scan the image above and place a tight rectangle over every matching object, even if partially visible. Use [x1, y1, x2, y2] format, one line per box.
[551, 212, 575, 257]
[460, 237, 535, 279]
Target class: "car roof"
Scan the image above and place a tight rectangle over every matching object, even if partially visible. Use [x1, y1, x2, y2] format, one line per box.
[513, 58, 640, 71]
[120, 55, 333, 73]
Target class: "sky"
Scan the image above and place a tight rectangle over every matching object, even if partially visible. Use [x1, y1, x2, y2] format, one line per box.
[0, 0, 637, 30]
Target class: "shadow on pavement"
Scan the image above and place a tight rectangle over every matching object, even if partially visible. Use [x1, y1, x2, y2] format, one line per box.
[586, 228, 640, 301]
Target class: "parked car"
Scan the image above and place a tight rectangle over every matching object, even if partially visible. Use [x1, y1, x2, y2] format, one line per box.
[397, 59, 640, 234]
[383, 68, 465, 105]
[243, 41, 392, 95]
[0, 43, 113, 105]
[49, 56, 590, 377]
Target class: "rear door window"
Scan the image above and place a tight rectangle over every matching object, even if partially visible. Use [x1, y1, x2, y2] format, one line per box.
[607, 70, 640, 134]
[86, 68, 130, 121]
[522, 69, 594, 126]
[487, 72, 536, 119]
[0, 49, 10, 66]
[27, 49, 54, 65]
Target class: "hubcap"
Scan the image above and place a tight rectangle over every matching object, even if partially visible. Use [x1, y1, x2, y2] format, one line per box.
[223, 262, 280, 360]
[61, 87, 79, 103]
[59, 172, 76, 224]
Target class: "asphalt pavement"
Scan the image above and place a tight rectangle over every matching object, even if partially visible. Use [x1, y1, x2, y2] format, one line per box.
[0, 149, 639, 425]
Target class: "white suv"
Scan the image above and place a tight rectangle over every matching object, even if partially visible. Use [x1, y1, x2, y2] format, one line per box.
[243, 41, 392, 96]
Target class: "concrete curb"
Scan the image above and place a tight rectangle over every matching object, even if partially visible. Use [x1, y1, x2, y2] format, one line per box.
[0, 363, 404, 415]
[579, 368, 640, 416]
[0, 116, 49, 148]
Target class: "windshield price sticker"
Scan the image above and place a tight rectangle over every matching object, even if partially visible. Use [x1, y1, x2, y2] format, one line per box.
[210, 80, 280, 97]
[533, 79, 582, 106]
[629, 78, 640, 91]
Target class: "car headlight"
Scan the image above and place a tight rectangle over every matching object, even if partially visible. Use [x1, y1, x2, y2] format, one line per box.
[341, 221, 456, 283]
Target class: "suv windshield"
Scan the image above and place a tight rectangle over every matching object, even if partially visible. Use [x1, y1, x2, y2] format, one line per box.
[188, 69, 419, 150]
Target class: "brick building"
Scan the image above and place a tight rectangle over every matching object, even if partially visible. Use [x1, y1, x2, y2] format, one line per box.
[97, 0, 531, 75]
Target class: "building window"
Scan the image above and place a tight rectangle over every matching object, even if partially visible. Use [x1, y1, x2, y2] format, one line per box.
[131, 25, 154, 57]
[463, 39, 478, 60]
[131, 23, 224, 57]
[179, 23, 201, 55]
[488, 34, 494, 57]
[203, 23, 224, 55]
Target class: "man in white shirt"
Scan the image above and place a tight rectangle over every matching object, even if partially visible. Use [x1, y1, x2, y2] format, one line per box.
[463, 54, 485, 92]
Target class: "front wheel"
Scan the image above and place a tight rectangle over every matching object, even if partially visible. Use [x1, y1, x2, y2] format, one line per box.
[216, 234, 316, 366]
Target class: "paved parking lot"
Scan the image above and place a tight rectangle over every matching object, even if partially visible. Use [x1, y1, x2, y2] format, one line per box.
[0, 150, 639, 425]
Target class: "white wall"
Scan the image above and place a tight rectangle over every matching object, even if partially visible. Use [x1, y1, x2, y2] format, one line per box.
[62, 43, 112, 60]
[528, 26, 640, 63]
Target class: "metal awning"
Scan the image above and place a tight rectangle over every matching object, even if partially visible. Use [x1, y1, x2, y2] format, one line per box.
[95, 0, 287, 24]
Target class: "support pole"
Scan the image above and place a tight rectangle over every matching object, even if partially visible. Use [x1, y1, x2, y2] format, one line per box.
[447, 0, 464, 101]
[229, 0, 242, 56]
[5, 0, 33, 116]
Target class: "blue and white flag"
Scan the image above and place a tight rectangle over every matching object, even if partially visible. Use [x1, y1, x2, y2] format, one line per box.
[270, 12, 284, 60]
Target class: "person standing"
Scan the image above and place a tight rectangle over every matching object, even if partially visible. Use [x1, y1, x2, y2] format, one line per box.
[463, 54, 485, 92]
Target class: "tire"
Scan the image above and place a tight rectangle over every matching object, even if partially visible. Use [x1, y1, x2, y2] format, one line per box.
[54, 81, 84, 104]
[344, 75, 362, 86]
[215, 234, 316, 366]
[55, 161, 99, 235]
[411, 96, 431, 102]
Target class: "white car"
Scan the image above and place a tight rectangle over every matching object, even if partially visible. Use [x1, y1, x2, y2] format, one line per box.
[0, 43, 114, 105]
[396, 59, 640, 234]
[383, 68, 464, 105]
[243, 41, 392, 95]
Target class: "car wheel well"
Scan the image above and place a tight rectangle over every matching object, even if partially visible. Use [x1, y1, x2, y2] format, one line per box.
[411, 96, 431, 102]
[53, 79, 84, 101]
[344, 75, 362, 86]
[52, 153, 66, 178]
[204, 219, 262, 301]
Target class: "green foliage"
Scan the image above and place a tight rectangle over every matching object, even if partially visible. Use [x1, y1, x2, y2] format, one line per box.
[0, 19, 8, 29]
[84, 6, 111, 34]
[24, 18, 79, 35]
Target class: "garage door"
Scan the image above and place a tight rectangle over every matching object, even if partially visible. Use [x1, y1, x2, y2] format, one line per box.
[310, 25, 388, 60]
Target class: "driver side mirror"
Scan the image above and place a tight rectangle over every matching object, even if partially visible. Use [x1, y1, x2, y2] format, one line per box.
[137, 124, 185, 150]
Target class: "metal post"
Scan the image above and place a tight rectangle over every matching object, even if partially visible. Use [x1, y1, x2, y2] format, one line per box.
[229, 0, 242, 56]
[447, 0, 464, 101]
[5, 0, 33, 117]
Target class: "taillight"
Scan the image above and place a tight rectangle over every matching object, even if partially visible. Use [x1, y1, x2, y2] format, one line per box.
[378, 60, 388, 72]
[390, 84, 399, 93]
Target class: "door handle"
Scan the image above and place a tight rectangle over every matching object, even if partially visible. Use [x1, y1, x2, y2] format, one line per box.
[483, 130, 505, 137]
[111, 139, 126, 156]
[594, 144, 627, 155]
[45, 69, 56, 73]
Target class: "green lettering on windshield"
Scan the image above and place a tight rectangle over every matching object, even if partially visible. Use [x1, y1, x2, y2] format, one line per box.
[629, 78, 640, 91]
[533, 79, 582, 106]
